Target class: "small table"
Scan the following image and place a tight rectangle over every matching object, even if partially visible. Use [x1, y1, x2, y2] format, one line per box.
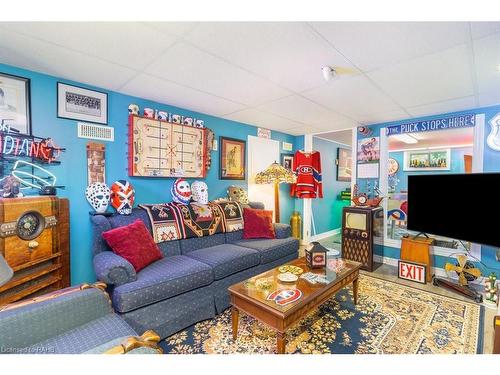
[228, 257, 361, 354]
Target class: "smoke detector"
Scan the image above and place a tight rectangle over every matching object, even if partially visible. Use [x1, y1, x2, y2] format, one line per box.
[322, 66, 337, 82]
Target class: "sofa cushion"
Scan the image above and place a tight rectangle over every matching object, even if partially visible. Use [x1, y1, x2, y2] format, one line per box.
[185, 244, 260, 280]
[25, 314, 137, 354]
[112, 255, 214, 313]
[242, 208, 275, 239]
[234, 237, 299, 264]
[179, 233, 226, 254]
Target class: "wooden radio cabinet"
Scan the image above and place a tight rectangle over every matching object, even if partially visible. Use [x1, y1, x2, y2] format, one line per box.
[0, 196, 70, 306]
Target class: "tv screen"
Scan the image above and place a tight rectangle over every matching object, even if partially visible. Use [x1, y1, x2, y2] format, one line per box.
[407, 173, 500, 248]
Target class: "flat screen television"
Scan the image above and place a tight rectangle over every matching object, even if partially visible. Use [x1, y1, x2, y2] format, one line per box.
[407, 173, 500, 248]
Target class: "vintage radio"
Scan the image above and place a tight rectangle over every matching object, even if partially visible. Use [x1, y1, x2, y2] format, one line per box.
[341, 206, 383, 271]
[0, 196, 70, 306]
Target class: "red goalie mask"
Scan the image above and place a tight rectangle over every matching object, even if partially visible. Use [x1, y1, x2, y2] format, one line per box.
[110, 180, 135, 215]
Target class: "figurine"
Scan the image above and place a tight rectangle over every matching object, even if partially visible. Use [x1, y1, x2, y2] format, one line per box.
[128, 104, 139, 116]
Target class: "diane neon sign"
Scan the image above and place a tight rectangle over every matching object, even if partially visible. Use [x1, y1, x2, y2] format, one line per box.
[0, 131, 64, 163]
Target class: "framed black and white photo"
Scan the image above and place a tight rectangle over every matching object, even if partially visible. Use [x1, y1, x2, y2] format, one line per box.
[57, 82, 108, 124]
[0, 72, 31, 135]
[281, 153, 294, 171]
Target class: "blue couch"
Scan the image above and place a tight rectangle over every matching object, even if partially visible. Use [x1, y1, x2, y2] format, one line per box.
[91, 202, 299, 339]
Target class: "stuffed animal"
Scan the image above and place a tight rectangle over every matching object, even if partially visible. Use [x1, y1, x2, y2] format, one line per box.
[171, 178, 192, 204]
[191, 181, 208, 205]
[110, 180, 135, 215]
[227, 185, 249, 205]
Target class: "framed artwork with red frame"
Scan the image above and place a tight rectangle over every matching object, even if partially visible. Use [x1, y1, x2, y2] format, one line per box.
[219, 136, 246, 180]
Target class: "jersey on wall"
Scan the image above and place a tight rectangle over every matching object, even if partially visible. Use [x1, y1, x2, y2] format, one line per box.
[290, 150, 323, 199]
[128, 115, 207, 178]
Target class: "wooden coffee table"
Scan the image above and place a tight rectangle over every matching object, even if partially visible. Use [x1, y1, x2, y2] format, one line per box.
[228, 256, 361, 354]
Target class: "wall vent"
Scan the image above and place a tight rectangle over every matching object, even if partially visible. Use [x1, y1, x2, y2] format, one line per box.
[77, 122, 114, 142]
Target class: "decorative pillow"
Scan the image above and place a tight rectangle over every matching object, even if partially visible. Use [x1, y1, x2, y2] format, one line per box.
[242, 208, 276, 239]
[102, 219, 163, 272]
[227, 185, 249, 205]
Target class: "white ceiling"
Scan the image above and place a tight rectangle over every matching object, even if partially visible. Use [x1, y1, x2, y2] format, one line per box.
[1, 22, 500, 135]
[314, 130, 353, 146]
[388, 127, 474, 151]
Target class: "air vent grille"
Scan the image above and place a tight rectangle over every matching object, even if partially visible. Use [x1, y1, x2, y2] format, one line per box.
[77, 122, 114, 142]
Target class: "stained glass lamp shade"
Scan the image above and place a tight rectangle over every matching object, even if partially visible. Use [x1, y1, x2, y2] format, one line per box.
[255, 161, 296, 223]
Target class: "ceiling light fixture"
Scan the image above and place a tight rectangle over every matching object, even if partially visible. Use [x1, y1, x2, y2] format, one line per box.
[392, 134, 419, 144]
[322, 66, 336, 82]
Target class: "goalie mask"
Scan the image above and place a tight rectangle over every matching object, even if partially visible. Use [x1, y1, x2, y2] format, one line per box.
[110, 180, 135, 215]
[85, 182, 110, 213]
[171, 178, 192, 204]
[191, 181, 208, 205]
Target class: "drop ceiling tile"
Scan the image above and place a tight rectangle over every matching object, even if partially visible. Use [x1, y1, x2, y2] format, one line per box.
[185, 22, 358, 92]
[0, 22, 177, 70]
[0, 28, 137, 90]
[121, 74, 246, 116]
[310, 22, 470, 72]
[473, 32, 500, 96]
[477, 90, 500, 108]
[302, 75, 402, 121]
[407, 96, 476, 118]
[145, 42, 290, 106]
[356, 109, 410, 126]
[286, 125, 322, 135]
[222, 108, 304, 131]
[367, 44, 474, 108]
[142, 22, 199, 37]
[470, 22, 500, 39]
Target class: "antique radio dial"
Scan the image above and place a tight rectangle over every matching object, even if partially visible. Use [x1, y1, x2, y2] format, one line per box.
[16, 211, 45, 241]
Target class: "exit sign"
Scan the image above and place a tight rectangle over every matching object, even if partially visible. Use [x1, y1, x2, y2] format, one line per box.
[398, 260, 427, 284]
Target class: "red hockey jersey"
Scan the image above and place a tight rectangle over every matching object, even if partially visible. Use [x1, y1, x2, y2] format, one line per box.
[290, 150, 323, 199]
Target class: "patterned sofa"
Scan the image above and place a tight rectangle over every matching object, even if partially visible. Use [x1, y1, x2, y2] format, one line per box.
[0, 283, 162, 354]
[91, 202, 299, 339]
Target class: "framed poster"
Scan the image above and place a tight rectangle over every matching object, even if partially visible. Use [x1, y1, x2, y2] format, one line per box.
[0, 72, 31, 135]
[57, 82, 108, 124]
[281, 153, 294, 171]
[403, 149, 450, 171]
[219, 136, 246, 180]
[357, 137, 379, 179]
[336, 147, 352, 182]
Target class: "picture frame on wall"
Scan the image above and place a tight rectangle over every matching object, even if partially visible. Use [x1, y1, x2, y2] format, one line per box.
[219, 136, 246, 180]
[336, 147, 352, 182]
[57, 82, 108, 124]
[0, 72, 31, 135]
[403, 149, 451, 171]
[281, 153, 294, 171]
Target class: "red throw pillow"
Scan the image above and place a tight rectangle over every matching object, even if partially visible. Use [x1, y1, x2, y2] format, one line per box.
[102, 219, 163, 272]
[243, 208, 276, 239]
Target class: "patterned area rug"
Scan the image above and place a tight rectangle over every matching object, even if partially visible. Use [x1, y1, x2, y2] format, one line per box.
[160, 275, 484, 354]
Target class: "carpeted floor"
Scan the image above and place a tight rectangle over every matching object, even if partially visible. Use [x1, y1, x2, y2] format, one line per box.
[160, 274, 484, 354]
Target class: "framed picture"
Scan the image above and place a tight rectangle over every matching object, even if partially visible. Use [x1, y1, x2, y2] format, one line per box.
[219, 137, 246, 180]
[0, 72, 31, 135]
[336, 148, 352, 182]
[281, 153, 294, 171]
[403, 149, 450, 171]
[57, 82, 108, 124]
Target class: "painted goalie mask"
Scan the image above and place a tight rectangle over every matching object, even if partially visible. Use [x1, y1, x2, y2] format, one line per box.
[171, 178, 192, 204]
[85, 182, 110, 213]
[110, 180, 135, 215]
[191, 181, 208, 205]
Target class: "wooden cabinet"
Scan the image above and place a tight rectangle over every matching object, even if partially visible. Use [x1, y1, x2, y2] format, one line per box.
[0, 197, 70, 306]
[400, 236, 433, 282]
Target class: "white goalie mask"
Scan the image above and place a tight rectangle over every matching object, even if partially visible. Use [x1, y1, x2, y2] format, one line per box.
[85, 182, 111, 213]
[128, 104, 139, 115]
[191, 181, 208, 205]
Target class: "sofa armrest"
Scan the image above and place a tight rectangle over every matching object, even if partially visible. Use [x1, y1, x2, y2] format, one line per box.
[273, 223, 291, 239]
[94, 251, 137, 286]
[104, 330, 163, 354]
[248, 201, 265, 209]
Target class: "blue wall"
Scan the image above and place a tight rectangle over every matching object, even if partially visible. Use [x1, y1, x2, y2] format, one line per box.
[389, 146, 472, 192]
[311, 137, 350, 235]
[357, 106, 500, 276]
[0, 63, 298, 285]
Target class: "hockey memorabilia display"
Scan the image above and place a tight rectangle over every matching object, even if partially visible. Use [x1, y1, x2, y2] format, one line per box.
[128, 104, 139, 116]
[171, 114, 182, 124]
[128, 115, 207, 178]
[183, 117, 193, 126]
[0, 72, 31, 135]
[143, 108, 154, 118]
[336, 148, 352, 182]
[290, 150, 323, 199]
[205, 128, 215, 171]
[86, 142, 106, 184]
[266, 289, 302, 306]
[195, 119, 205, 128]
[227, 185, 249, 205]
[398, 260, 427, 284]
[305, 241, 328, 269]
[158, 111, 169, 121]
[110, 180, 135, 215]
[57, 82, 107, 124]
[191, 181, 208, 205]
[219, 137, 246, 180]
[85, 182, 110, 213]
[171, 178, 192, 204]
[139, 201, 244, 243]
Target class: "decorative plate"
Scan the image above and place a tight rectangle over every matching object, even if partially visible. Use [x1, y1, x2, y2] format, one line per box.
[278, 265, 303, 275]
[388, 158, 399, 176]
[277, 272, 298, 283]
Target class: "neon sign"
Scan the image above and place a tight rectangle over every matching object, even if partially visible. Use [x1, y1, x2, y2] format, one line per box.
[0, 131, 64, 163]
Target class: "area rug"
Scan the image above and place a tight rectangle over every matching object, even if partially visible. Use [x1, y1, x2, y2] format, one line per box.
[160, 274, 484, 354]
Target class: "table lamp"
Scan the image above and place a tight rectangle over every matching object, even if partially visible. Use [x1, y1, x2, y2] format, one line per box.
[0, 253, 13, 287]
[255, 161, 296, 223]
